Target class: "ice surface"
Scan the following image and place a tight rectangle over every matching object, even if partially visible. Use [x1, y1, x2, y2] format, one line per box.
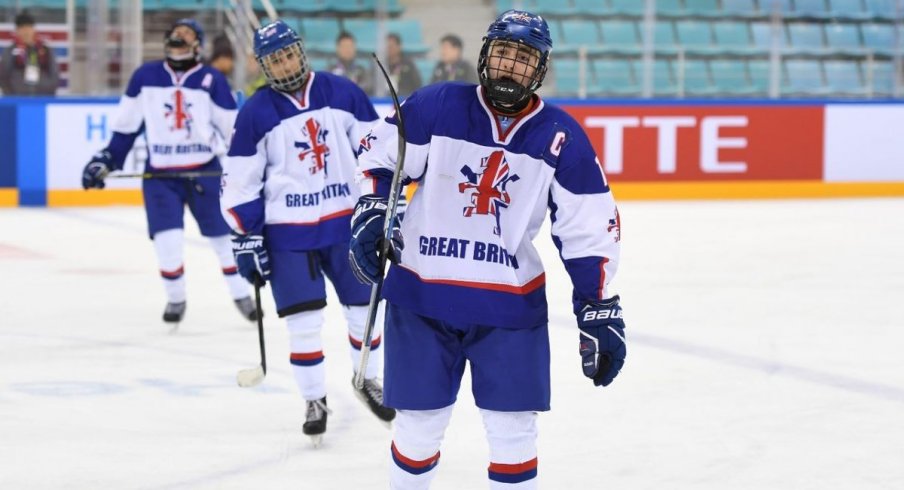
[1, 199, 903, 489]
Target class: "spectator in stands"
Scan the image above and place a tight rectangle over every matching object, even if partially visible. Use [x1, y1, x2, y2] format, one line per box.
[386, 32, 421, 97]
[327, 31, 374, 95]
[430, 34, 476, 84]
[209, 34, 235, 78]
[0, 11, 60, 96]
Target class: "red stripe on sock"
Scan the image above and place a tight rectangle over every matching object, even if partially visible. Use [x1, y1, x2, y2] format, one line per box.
[391, 442, 440, 469]
[290, 351, 323, 361]
[488, 457, 538, 474]
[160, 266, 184, 278]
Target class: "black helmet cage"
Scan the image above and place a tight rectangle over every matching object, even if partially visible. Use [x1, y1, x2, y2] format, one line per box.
[257, 40, 310, 93]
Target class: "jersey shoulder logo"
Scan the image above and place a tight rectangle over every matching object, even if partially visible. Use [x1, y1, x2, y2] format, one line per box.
[458, 150, 520, 236]
[164, 89, 193, 138]
[356, 131, 377, 157]
[295, 117, 331, 175]
[608, 207, 621, 242]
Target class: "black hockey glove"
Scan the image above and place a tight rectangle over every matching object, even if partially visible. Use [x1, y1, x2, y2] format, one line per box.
[349, 195, 403, 284]
[577, 295, 626, 387]
[231, 234, 271, 285]
[81, 150, 114, 189]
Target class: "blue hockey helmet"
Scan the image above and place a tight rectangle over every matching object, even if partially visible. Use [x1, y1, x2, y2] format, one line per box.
[477, 10, 553, 111]
[164, 18, 204, 70]
[253, 20, 310, 93]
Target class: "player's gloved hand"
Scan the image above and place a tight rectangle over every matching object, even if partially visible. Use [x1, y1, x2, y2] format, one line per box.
[81, 150, 114, 189]
[231, 234, 271, 285]
[577, 295, 626, 387]
[349, 194, 403, 284]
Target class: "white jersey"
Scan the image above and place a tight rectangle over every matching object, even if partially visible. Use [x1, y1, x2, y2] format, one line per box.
[106, 60, 236, 171]
[357, 83, 620, 328]
[221, 72, 379, 250]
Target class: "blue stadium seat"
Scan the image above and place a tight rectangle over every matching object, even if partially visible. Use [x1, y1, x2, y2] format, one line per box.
[547, 20, 572, 55]
[713, 21, 762, 56]
[590, 59, 640, 96]
[864, 0, 896, 21]
[560, 20, 606, 56]
[867, 61, 897, 95]
[760, 0, 794, 17]
[653, 21, 679, 55]
[721, 0, 762, 19]
[300, 18, 342, 54]
[656, 0, 685, 18]
[824, 23, 864, 56]
[710, 59, 759, 95]
[827, 0, 873, 21]
[684, 0, 723, 18]
[784, 59, 831, 95]
[630, 59, 678, 96]
[748, 60, 775, 93]
[386, 19, 429, 55]
[599, 20, 642, 56]
[786, 22, 826, 56]
[792, 0, 831, 19]
[824, 60, 868, 95]
[861, 23, 895, 57]
[679, 59, 718, 96]
[676, 20, 719, 56]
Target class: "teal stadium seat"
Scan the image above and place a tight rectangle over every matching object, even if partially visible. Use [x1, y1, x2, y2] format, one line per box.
[300, 18, 341, 54]
[560, 20, 606, 56]
[721, 0, 762, 19]
[654, 21, 679, 55]
[684, 0, 723, 18]
[547, 20, 575, 56]
[676, 20, 719, 56]
[679, 59, 718, 96]
[271, 0, 328, 14]
[824, 23, 864, 56]
[824, 60, 868, 95]
[713, 21, 762, 56]
[590, 59, 640, 96]
[784, 59, 831, 95]
[861, 23, 895, 57]
[751, 22, 786, 51]
[533, 0, 576, 17]
[496, 0, 514, 16]
[656, 0, 685, 18]
[629, 59, 678, 96]
[599, 20, 642, 56]
[552, 59, 586, 96]
[710, 59, 759, 95]
[415, 59, 434, 87]
[827, 0, 873, 21]
[386, 19, 429, 55]
[760, 0, 793, 17]
[308, 57, 329, 72]
[786, 22, 826, 56]
[748, 60, 774, 92]
[342, 19, 378, 53]
[610, 0, 644, 17]
[573, 0, 613, 16]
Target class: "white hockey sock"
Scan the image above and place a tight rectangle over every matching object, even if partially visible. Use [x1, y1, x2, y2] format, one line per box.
[287, 310, 326, 400]
[153, 229, 186, 303]
[481, 409, 539, 489]
[344, 304, 383, 379]
[206, 235, 249, 300]
[390, 407, 454, 490]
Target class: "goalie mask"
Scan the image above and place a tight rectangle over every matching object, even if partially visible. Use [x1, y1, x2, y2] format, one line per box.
[253, 20, 310, 93]
[477, 10, 552, 113]
[164, 18, 204, 71]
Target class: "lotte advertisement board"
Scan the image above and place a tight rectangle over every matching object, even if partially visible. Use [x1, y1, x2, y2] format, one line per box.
[561, 105, 825, 182]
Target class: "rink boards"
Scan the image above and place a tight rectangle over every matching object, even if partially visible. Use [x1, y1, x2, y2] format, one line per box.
[1, 97, 904, 206]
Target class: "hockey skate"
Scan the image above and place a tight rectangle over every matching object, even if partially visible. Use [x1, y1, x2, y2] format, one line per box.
[303, 396, 331, 448]
[234, 296, 259, 322]
[162, 301, 186, 327]
[352, 376, 396, 427]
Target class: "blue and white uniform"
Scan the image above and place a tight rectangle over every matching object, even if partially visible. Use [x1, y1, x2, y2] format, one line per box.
[102, 59, 248, 306]
[221, 71, 384, 399]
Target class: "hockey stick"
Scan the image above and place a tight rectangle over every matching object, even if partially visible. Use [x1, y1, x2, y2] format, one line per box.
[353, 53, 408, 390]
[237, 278, 267, 387]
[105, 170, 222, 179]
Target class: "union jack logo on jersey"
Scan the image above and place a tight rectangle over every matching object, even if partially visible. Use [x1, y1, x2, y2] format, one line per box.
[294, 117, 331, 175]
[459, 150, 520, 236]
[164, 89, 193, 138]
[607, 208, 621, 242]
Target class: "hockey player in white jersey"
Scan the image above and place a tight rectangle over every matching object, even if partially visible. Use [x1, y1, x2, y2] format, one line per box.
[81, 19, 257, 325]
[220, 20, 395, 444]
[350, 10, 626, 489]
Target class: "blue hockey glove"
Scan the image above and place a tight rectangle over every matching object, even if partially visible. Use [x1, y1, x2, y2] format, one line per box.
[81, 150, 114, 189]
[349, 195, 403, 284]
[578, 295, 626, 387]
[231, 234, 271, 285]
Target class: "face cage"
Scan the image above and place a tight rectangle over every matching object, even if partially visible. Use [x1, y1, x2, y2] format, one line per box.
[478, 39, 547, 108]
[258, 41, 309, 93]
[164, 38, 201, 65]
